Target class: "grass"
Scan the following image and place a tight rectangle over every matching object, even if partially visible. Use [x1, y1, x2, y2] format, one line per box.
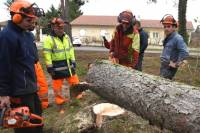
[1, 50, 199, 133]
[75, 51, 200, 87]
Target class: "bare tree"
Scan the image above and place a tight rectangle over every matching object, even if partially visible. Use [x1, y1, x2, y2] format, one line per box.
[60, 0, 72, 39]
[178, 0, 188, 43]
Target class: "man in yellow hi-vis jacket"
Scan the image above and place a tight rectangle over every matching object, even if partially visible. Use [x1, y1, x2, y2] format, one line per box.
[43, 18, 80, 113]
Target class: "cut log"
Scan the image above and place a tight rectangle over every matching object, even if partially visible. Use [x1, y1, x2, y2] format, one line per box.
[83, 60, 200, 133]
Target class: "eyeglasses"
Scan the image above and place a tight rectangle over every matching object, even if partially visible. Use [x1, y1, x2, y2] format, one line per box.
[164, 25, 172, 28]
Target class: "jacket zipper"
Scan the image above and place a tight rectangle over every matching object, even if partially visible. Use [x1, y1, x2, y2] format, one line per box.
[24, 70, 27, 89]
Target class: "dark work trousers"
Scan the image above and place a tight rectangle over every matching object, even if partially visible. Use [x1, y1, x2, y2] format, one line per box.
[160, 62, 178, 80]
[135, 52, 144, 71]
[11, 93, 43, 133]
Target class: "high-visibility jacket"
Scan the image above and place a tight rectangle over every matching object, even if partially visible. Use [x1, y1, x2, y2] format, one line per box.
[43, 33, 76, 79]
[35, 61, 49, 109]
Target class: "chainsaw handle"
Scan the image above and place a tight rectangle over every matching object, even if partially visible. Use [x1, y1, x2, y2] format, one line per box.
[30, 113, 43, 121]
[21, 114, 43, 127]
[22, 121, 43, 127]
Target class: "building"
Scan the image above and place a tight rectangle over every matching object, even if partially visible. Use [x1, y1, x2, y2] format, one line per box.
[71, 15, 194, 45]
[0, 20, 8, 31]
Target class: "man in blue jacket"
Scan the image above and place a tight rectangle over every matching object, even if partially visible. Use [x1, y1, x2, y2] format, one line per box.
[0, 1, 44, 132]
[135, 20, 149, 71]
[160, 14, 189, 80]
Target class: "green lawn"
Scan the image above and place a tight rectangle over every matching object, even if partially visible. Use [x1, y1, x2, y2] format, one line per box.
[1, 50, 199, 133]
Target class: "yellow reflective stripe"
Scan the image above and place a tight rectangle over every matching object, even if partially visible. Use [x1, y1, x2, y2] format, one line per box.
[52, 48, 72, 53]
[63, 46, 73, 51]
[53, 49, 65, 53]
[54, 66, 68, 71]
[47, 64, 53, 67]
[43, 48, 52, 52]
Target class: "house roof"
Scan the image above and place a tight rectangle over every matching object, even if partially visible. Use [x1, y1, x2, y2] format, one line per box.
[71, 15, 194, 30]
[71, 15, 117, 26]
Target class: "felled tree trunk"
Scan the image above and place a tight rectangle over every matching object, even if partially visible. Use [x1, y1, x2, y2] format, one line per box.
[84, 60, 200, 133]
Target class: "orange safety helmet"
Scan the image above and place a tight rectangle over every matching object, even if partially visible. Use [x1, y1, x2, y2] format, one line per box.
[51, 18, 66, 27]
[117, 10, 136, 25]
[160, 14, 178, 27]
[9, 1, 45, 24]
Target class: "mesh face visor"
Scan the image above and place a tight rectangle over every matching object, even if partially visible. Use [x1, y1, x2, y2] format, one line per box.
[20, 3, 45, 18]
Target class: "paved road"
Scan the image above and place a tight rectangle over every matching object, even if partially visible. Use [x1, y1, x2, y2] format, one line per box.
[75, 46, 200, 56]
[37, 44, 200, 56]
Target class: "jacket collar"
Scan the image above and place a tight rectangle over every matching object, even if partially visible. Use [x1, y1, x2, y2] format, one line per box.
[138, 28, 143, 32]
[163, 32, 176, 47]
[50, 31, 65, 41]
[7, 20, 24, 33]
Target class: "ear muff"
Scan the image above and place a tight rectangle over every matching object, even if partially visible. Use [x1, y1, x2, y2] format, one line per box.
[117, 11, 136, 26]
[117, 12, 122, 23]
[131, 15, 136, 25]
[12, 13, 22, 24]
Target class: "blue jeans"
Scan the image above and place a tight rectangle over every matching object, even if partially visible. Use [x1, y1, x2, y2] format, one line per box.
[135, 52, 144, 71]
[160, 62, 178, 80]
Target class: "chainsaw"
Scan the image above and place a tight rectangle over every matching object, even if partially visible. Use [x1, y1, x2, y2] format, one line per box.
[0, 106, 43, 128]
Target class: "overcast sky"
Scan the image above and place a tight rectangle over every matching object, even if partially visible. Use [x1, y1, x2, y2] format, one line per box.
[0, 0, 200, 27]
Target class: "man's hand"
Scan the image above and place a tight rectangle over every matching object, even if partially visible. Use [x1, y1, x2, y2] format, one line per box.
[102, 36, 107, 42]
[169, 61, 177, 68]
[169, 60, 188, 68]
[178, 60, 188, 67]
[47, 67, 55, 76]
[0, 96, 10, 109]
[71, 61, 76, 69]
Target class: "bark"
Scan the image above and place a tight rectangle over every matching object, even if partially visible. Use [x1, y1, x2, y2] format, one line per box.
[178, 0, 188, 43]
[84, 60, 200, 133]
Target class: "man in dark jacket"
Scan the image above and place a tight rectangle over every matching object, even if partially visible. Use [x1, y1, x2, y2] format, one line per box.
[160, 14, 189, 80]
[134, 20, 149, 71]
[0, 1, 44, 132]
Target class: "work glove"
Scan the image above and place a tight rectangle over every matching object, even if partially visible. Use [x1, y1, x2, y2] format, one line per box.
[102, 36, 108, 43]
[71, 61, 76, 69]
[47, 67, 54, 73]
[47, 67, 55, 76]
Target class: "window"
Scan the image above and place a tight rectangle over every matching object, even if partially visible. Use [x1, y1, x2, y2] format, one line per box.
[153, 32, 159, 38]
